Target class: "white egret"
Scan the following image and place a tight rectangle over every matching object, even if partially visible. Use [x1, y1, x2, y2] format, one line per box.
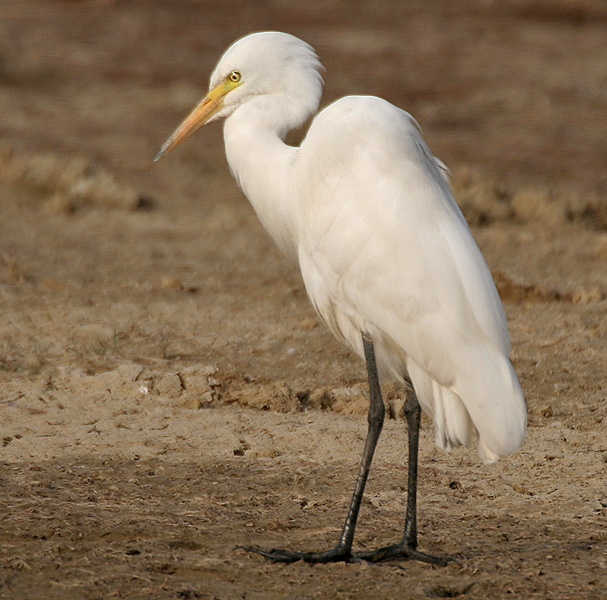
[156, 31, 527, 565]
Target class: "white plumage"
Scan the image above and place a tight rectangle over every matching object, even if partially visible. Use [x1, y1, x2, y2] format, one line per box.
[294, 94, 525, 462]
[156, 31, 527, 563]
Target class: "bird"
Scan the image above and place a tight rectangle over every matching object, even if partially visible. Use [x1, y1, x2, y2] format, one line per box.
[155, 31, 527, 565]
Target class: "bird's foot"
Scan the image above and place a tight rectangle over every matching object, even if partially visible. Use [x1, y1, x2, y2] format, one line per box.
[355, 542, 452, 566]
[238, 542, 452, 567]
[237, 544, 357, 564]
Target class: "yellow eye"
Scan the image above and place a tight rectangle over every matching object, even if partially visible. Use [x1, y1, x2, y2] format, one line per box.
[228, 71, 241, 83]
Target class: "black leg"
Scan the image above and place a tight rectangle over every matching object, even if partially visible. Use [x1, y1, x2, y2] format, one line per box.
[240, 332, 385, 563]
[355, 391, 450, 565]
[403, 391, 421, 550]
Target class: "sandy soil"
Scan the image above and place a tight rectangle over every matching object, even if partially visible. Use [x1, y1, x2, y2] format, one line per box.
[1, 1, 607, 598]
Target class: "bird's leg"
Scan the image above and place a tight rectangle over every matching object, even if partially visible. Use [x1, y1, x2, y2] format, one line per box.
[403, 392, 421, 550]
[335, 332, 386, 551]
[240, 333, 385, 564]
[355, 391, 451, 566]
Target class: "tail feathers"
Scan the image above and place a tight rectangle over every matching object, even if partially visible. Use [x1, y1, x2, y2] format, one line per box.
[432, 380, 473, 451]
[407, 351, 527, 463]
[406, 359, 473, 452]
[453, 349, 527, 462]
[478, 437, 501, 464]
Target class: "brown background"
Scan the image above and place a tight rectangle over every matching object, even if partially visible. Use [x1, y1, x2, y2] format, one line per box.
[1, 1, 606, 598]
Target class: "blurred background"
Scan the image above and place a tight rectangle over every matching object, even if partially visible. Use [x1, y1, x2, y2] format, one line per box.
[2, 0, 606, 186]
[1, 0, 606, 397]
[2, 3, 607, 598]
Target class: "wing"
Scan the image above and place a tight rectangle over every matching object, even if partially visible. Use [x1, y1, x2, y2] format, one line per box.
[296, 96, 509, 364]
[294, 96, 525, 459]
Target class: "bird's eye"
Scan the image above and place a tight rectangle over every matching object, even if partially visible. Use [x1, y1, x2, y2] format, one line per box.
[228, 71, 241, 83]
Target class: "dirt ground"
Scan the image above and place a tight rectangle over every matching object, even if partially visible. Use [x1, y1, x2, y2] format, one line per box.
[1, 1, 607, 598]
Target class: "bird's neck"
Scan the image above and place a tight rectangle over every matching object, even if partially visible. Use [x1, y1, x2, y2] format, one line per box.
[223, 98, 302, 262]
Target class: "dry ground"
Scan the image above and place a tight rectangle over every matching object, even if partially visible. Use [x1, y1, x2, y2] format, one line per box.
[1, 1, 607, 598]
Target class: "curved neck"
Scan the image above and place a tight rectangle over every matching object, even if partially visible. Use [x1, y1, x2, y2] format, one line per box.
[223, 96, 309, 262]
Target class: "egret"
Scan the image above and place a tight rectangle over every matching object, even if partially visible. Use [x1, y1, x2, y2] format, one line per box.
[155, 31, 527, 565]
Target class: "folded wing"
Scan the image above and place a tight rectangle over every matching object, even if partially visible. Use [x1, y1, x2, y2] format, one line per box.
[296, 96, 526, 461]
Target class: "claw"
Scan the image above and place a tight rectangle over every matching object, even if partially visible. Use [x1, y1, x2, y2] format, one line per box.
[236, 545, 303, 563]
[237, 544, 356, 564]
[237, 542, 452, 566]
[354, 543, 452, 566]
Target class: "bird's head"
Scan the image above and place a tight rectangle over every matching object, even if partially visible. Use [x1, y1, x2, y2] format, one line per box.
[155, 31, 324, 161]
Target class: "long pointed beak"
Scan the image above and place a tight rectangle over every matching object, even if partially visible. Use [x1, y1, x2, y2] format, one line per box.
[154, 81, 232, 162]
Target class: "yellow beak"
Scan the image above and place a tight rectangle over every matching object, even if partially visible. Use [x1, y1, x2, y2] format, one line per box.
[154, 79, 239, 162]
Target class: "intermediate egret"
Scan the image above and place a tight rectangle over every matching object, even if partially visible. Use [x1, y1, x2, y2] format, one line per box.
[156, 31, 527, 565]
